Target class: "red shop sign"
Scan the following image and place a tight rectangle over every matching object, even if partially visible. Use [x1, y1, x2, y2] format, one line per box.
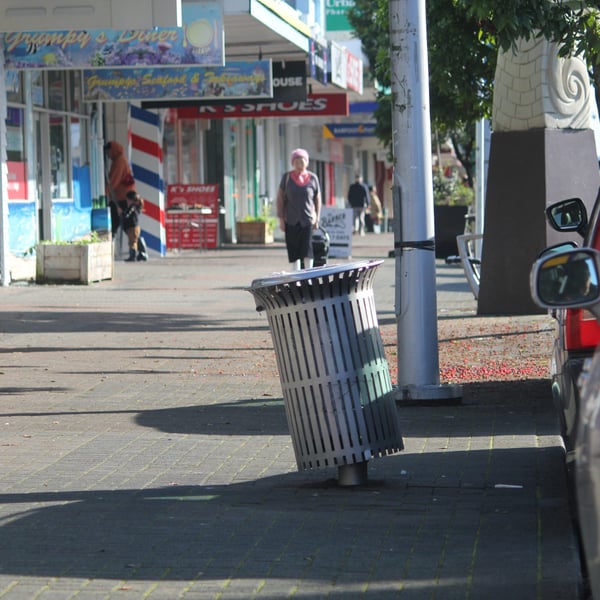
[174, 93, 349, 119]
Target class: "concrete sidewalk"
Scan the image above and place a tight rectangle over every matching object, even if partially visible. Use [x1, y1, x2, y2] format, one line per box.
[0, 234, 582, 599]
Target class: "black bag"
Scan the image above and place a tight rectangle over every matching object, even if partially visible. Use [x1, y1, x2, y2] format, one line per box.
[312, 226, 330, 267]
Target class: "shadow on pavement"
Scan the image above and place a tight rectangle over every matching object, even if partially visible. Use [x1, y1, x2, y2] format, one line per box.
[0, 440, 569, 598]
[0, 311, 267, 334]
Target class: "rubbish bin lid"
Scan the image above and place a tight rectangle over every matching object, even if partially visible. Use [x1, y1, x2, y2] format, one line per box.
[249, 259, 383, 290]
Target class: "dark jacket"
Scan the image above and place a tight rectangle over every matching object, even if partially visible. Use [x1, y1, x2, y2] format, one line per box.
[348, 181, 370, 209]
[122, 201, 141, 230]
[106, 141, 135, 203]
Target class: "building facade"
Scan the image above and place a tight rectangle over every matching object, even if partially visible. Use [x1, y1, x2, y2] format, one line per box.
[1, 0, 390, 281]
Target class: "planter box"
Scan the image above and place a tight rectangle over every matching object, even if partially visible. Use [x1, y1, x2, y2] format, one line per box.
[236, 221, 274, 244]
[36, 241, 114, 284]
[434, 205, 469, 259]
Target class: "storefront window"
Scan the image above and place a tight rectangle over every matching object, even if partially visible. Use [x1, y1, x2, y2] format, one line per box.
[6, 71, 22, 103]
[50, 115, 69, 199]
[69, 71, 82, 113]
[6, 108, 24, 162]
[163, 113, 178, 185]
[31, 71, 45, 106]
[180, 120, 204, 183]
[6, 108, 27, 201]
[48, 71, 66, 111]
[162, 115, 207, 185]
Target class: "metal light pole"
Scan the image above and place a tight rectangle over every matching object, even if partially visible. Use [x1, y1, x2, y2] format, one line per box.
[389, 0, 461, 402]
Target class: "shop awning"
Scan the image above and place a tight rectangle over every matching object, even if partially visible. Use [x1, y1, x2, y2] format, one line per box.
[223, 0, 311, 62]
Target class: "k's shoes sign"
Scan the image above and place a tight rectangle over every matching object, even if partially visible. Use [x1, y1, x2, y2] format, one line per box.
[169, 93, 349, 119]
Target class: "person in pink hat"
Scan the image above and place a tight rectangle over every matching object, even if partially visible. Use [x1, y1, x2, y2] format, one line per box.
[276, 148, 322, 270]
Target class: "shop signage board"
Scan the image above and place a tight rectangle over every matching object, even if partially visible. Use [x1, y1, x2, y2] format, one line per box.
[320, 207, 353, 258]
[166, 183, 219, 250]
[309, 39, 328, 84]
[4, 2, 224, 69]
[173, 93, 349, 119]
[345, 49, 363, 93]
[143, 60, 307, 108]
[323, 123, 376, 138]
[328, 41, 363, 93]
[325, 0, 354, 32]
[83, 61, 273, 102]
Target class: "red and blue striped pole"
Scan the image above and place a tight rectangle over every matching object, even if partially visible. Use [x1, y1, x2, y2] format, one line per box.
[130, 104, 166, 256]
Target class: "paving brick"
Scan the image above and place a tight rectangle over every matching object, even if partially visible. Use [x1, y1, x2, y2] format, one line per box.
[0, 236, 583, 599]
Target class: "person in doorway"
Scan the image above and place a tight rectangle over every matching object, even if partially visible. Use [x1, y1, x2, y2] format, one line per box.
[104, 141, 136, 238]
[122, 191, 148, 262]
[276, 148, 321, 271]
[367, 184, 383, 233]
[347, 174, 370, 235]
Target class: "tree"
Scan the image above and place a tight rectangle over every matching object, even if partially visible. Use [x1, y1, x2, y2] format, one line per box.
[348, 0, 496, 186]
[462, 0, 600, 110]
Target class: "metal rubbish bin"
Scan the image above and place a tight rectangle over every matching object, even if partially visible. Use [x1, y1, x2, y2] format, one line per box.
[248, 260, 403, 485]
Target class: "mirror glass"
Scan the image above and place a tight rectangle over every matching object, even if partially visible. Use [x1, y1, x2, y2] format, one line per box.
[537, 251, 600, 305]
[547, 198, 585, 231]
[537, 241, 577, 259]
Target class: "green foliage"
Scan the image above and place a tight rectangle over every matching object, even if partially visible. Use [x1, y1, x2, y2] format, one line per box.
[458, 0, 600, 96]
[348, 0, 496, 133]
[348, 0, 600, 180]
[39, 231, 103, 245]
[433, 174, 474, 207]
[241, 205, 277, 233]
[348, 0, 495, 183]
[26, 231, 104, 255]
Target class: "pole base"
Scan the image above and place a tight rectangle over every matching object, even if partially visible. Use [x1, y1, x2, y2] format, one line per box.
[394, 383, 463, 405]
[338, 462, 368, 486]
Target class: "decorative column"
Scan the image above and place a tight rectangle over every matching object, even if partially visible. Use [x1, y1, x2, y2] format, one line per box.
[478, 36, 600, 314]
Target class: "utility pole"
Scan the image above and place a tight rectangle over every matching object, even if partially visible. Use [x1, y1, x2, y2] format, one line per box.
[0, 44, 10, 287]
[389, 0, 461, 402]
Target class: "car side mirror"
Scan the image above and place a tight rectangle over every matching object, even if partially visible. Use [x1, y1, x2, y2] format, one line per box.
[536, 241, 578, 259]
[545, 198, 588, 237]
[530, 248, 600, 317]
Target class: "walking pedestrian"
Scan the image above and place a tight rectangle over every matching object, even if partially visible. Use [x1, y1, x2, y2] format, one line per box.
[347, 174, 370, 235]
[104, 140, 136, 239]
[367, 184, 383, 233]
[276, 148, 321, 271]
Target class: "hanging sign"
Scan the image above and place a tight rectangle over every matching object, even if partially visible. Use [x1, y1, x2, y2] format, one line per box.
[172, 93, 349, 119]
[4, 3, 224, 69]
[83, 61, 272, 102]
[323, 123, 376, 138]
[310, 38, 328, 85]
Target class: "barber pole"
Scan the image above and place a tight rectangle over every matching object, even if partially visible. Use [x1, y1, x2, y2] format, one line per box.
[129, 104, 166, 256]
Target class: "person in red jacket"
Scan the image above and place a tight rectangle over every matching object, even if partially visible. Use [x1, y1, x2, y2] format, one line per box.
[104, 141, 136, 237]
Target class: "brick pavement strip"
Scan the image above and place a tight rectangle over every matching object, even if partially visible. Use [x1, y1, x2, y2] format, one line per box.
[0, 236, 583, 599]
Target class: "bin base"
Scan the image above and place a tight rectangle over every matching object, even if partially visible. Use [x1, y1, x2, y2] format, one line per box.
[338, 462, 368, 486]
[395, 383, 463, 404]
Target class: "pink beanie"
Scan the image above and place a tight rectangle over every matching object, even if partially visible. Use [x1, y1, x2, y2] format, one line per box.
[290, 148, 309, 164]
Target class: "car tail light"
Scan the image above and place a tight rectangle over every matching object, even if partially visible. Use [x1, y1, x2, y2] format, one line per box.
[565, 308, 600, 351]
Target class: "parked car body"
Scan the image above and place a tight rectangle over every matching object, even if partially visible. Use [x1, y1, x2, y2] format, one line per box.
[544, 198, 600, 462]
[531, 247, 600, 599]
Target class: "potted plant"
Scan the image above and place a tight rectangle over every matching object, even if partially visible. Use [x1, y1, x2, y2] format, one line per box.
[433, 173, 474, 259]
[236, 207, 277, 244]
[36, 232, 114, 284]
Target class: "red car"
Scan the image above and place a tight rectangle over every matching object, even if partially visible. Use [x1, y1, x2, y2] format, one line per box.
[545, 198, 600, 465]
[531, 246, 600, 600]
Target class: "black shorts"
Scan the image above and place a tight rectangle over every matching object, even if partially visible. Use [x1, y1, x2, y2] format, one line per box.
[285, 222, 313, 263]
